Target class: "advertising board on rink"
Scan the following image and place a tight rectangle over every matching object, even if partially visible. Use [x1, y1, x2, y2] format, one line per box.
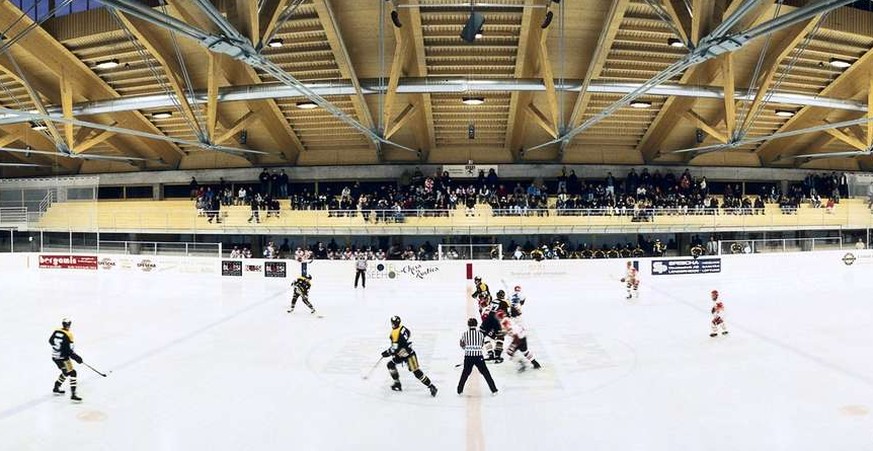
[38, 254, 98, 270]
[651, 258, 721, 276]
[221, 260, 243, 277]
[265, 261, 287, 278]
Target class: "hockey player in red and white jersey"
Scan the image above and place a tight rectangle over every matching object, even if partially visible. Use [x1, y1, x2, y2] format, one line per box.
[501, 315, 541, 372]
[709, 290, 728, 337]
[510, 285, 526, 309]
[620, 261, 640, 299]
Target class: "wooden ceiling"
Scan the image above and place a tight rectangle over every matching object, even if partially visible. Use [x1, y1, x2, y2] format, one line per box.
[0, 0, 872, 176]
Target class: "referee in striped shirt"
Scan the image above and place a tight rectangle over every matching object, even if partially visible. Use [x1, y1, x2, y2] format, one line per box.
[457, 318, 498, 395]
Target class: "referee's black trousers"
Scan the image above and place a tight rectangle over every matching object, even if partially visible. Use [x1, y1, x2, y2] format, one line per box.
[355, 269, 366, 288]
[457, 356, 497, 394]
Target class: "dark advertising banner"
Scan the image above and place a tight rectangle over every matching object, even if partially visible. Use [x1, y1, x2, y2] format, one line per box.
[221, 260, 242, 277]
[651, 258, 721, 276]
[265, 261, 287, 278]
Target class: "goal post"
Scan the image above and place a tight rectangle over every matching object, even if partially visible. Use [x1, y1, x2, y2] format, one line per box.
[437, 243, 502, 260]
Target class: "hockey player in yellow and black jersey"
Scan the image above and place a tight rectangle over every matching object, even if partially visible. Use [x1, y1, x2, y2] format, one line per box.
[472, 276, 491, 312]
[288, 274, 317, 314]
[381, 316, 438, 397]
[48, 318, 83, 402]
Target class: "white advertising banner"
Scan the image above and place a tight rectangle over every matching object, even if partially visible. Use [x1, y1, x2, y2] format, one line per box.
[441, 164, 499, 178]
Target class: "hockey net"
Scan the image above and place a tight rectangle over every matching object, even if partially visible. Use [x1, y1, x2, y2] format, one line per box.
[437, 243, 502, 260]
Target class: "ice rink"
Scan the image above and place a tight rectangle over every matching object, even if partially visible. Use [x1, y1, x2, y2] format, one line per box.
[2, 253, 873, 451]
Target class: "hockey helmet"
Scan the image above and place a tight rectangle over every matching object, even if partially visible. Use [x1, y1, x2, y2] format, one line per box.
[306, 274, 312, 280]
[474, 276, 482, 284]
[61, 317, 72, 328]
[390, 315, 401, 328]
[514, 285, 522, 293]
[496, 289, 505, 299]
[711, 289, 719, 298]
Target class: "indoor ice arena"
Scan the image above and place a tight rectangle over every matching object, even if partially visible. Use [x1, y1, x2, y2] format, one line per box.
[1, 1, 873, 450]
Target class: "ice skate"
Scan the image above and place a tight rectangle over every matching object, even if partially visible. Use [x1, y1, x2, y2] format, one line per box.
[390, 382, 402, 392]
[52, 382, 65, 395]
[709, 333, 717, 337]
[286, 307, 294, 313]
[532, 360, 541, 369]
[70, 393, 82, 402]
[722, 331, 729, 335]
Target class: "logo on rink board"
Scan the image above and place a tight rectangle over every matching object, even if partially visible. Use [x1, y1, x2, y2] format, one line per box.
[265, 261, 287, 278]
[38, 255, 98, 270]
[221, 260, 242, 277]
[652, 258, 721, 275]
[842, 253, 856, 266]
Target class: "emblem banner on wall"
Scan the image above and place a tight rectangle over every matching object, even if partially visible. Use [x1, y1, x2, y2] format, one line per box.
[651, 258, 721, 275]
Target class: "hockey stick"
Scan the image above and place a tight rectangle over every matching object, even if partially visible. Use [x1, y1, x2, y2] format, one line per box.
[361, 357, 385, 380]
[83, 362, 109, 377]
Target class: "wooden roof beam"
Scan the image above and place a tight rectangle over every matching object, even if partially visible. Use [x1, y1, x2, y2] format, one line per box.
[757, 45, 873, 162]
[206, 53, 219, 142]
[684, 110, 728, 143]
[721, 53, 736, 138]
[823, 121, 868, 151]
[0, 1, 184, 167]
[504, 0, 539, 160]
[115, 12, 205, 142]
[216, 111, 257, 145]
[312, 0, 376, 146]
[259, 0, 290, 46]
[567, 0, 630, 130]
[738, 18, 818, 134]
[75, 130, 117, 154]
[636, 59, 720, 161]
[60, 70, 74, 150]
[662, 0, 691, 46]
[168, 0, 303, 163]
[383, 26, 411, 133]
[868, 75, 872, 148]
[385, 104, 418, 139]
[538, 26, 559, 136]
[526, 103, 559, 139]
[0, 124, 80, 171]
[234, 0, 259, 45]
[396, 1, 434, 158]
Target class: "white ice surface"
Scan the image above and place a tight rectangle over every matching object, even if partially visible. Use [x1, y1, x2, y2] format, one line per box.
[2, 265, 873, 451]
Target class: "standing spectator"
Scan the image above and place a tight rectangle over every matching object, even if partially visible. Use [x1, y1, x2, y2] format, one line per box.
[867, 182, 873, 209]
[237, 186, 247, 206]
[355, 256, 367, 288]
[605, 172, 615, 197]
[457, 317, 498, 396]
[856, 239, 866, 250]
[189, 177, 198, 200]
[248, 197, 260, 223]
[279, 169, 289, 197]
[264, 241, 276, 259]
[270, 170, 280, 197]
[839, 172, 849, 198]
[259, 168, 269, 195]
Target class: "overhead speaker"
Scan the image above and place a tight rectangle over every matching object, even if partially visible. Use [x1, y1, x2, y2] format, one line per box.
[460, 11, 485, 43]
[541, 10, 553, 29]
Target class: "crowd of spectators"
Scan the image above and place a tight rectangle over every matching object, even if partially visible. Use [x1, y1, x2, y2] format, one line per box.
[193, 167, 863, 222]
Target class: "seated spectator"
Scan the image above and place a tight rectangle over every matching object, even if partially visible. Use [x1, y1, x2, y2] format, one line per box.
[229, 246, 242, 258]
